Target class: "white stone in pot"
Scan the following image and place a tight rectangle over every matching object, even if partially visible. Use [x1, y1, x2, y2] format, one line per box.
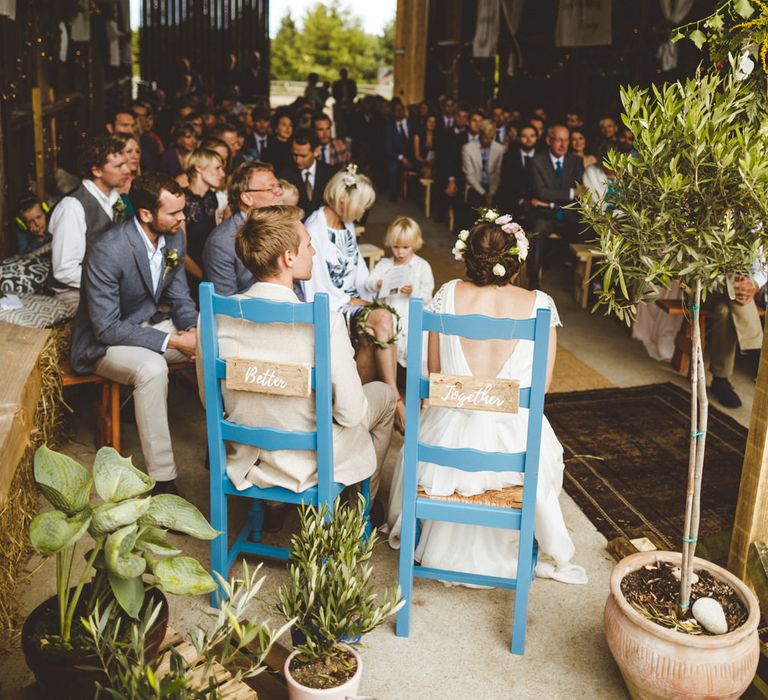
[671, 566, 699, 584]
[692, 597, 728, 635]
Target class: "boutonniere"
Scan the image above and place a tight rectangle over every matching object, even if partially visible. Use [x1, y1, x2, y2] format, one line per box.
[161, 247, 180, 284]
[112, 197, 127, 222]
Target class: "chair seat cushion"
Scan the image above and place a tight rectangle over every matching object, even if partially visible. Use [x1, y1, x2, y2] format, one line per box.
[0, 292, 73, 329]
[417, 484, 523, 509]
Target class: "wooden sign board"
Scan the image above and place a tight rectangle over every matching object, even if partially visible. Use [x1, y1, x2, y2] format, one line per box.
[428, 373, 519, 414]
[226, 358, 311, 398]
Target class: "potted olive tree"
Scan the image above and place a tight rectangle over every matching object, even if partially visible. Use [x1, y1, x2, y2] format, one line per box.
[579, 64, 768, 699]
[22, 445, 219, 697]
[276, 497, 403, 700]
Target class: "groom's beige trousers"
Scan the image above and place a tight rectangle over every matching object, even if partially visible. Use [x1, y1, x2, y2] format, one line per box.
[94, 319, 187, 481]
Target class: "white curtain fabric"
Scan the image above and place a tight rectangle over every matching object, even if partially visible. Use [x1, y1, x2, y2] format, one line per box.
[70, 0, 91, 42]
[658, 0, 695, 71]
[555, 0, 612, 47]
[501, 0, 525, 35]
[473, 0, 501, 58]
[0, 0, 15, 20]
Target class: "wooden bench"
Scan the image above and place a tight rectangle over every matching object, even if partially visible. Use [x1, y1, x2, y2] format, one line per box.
[60, 360, 196, 454]
[656, 298, 765, 375]
[569, 243, 606, 310]
[358, 241, 385, 273]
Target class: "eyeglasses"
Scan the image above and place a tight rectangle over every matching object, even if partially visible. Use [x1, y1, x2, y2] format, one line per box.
[244, 184, 283, 193]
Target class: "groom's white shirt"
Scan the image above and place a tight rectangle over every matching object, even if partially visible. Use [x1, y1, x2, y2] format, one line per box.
[196, 281, 376, 492]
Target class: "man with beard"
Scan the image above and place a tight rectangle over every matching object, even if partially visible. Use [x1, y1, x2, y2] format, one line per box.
[70, 173, 198, 495]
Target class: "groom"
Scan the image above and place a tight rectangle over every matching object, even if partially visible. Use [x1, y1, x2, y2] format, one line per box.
[70, 172, 198, 494]
[198, 204, 395, 527]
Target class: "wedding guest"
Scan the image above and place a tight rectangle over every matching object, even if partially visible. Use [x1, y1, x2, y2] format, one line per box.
[132, 101, 163, 172]
[383, 99, 416, 202]
[209, 123, 243, 169]
[113, 133, 141, 217]
[527, 124, 585, 288]
[105, 108, 136, 137]
[245, 107, 272, 161]
[182, 148, 226, 299]
[160, 121, 199, 176]
[462, 119, 504, 210]
[332, 67, 357, 138]
[570, 129, 597, 168]
[598, 116, 619, 152]
[386, 216, 587, 586]
[278, 130, 335, 216]
[15, 197, 51, 255]
[70, 173, 198, 494]
[313, 112, 351, 167]
[196, 204, 395, 525]
[413, 114, 438, 179]
[303, 167, 406, 431]
[279, 179, 300, 206]
[500, 123, 537, 218]
[263, 109, 294, 172]
[202, 161, 283, 295]
[365, 216, 434, 369]
[49, 135, 130, 314]
[304, 72, 326, 111]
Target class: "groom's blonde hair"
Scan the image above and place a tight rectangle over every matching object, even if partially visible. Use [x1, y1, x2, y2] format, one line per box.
[236, 205, 305, 280]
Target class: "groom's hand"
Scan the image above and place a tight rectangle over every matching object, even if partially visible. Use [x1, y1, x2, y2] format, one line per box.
[168, 329, 197, 359]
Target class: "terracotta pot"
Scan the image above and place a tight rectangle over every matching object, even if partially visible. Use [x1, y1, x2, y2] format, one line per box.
[22, 587, 169, 699]
[284, 645, 363, 700]
[605, 551, 759, 700]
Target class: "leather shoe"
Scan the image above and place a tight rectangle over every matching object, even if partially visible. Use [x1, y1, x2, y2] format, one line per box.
[710, 377, 742, 409]
[262, 502, 289, 533]
[151, 479, 184, 498]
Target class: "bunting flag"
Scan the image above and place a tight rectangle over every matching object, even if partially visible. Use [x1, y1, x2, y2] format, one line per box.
[555, 0, 612, 47]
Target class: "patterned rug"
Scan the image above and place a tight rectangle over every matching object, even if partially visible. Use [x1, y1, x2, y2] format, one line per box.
[546, 383, 747, 549]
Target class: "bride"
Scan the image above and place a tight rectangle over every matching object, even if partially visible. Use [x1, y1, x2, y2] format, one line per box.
[386, 212, 587, 585]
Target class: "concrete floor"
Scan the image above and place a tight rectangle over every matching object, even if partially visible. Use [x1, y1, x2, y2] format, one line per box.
[1, 194, 758, 699]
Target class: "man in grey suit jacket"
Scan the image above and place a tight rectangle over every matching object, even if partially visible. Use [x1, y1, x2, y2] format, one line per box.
[462, 119, 505, 209]
[71, 173, 198, 493]
[527, 124, 586, 288]
[202, 161, 283, 296]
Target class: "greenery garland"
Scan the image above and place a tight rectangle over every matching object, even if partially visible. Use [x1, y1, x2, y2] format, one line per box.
[356, 301, 402, 350]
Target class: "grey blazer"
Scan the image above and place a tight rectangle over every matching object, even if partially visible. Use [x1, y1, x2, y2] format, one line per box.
[202, 210, 255, 296]
[70, 217, 198, 374]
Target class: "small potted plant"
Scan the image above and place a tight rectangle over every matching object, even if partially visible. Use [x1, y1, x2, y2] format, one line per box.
[276, 497, 403, 699]
[22, 445, 219, 697]
[579, 62, 768, 699]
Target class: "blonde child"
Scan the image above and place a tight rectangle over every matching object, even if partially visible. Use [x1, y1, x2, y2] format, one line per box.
[365, 216, 435, 368]
[279, 179, 300, 206]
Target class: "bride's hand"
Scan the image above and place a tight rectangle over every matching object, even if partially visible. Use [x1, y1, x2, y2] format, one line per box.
[394, 397, 406, 434]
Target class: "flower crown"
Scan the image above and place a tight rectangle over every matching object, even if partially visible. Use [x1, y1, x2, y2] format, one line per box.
[451, 208, 529, 278]
[341, 163, 359, 191]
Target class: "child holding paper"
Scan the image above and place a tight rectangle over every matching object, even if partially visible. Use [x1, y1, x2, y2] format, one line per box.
[366, 216, 435, 367]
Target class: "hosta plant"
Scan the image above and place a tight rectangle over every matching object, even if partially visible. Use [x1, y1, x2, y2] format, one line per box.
[275, 497, 403, 687]
[29, 445, 219, 647]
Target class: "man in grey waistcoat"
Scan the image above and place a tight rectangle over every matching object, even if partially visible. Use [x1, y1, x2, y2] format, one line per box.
[202, 160, 283, 296]
[49, 135, 130, 314]
[70, 173, 197, 494]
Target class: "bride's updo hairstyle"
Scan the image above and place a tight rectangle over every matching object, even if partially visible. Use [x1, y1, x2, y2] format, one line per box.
[464, 221, 522, 286]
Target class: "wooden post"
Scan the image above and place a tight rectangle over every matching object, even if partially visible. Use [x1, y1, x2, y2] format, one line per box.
[31, 87, 46, 201]
[394, 0, 429, 104]
[0, 100, 6, 258]
[727, 325, 768, 581]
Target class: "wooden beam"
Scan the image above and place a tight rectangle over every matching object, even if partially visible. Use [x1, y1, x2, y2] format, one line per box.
[728, 326, 768, 580]
[394, 0, 429, 104]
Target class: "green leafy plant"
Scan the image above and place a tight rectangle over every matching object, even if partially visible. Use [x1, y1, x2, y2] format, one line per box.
[578, 64, 768, 615]
[84, 563, 293, 699]
[29, 445, 219, 647]
[275, 497, 403, 681]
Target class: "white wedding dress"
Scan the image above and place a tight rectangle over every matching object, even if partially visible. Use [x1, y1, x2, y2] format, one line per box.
[386, 280, 587, 586]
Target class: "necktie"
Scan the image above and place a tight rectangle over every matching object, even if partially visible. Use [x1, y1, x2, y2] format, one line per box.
[555, 159, 565, 221]
[258, 138, 266, 157]
[398, 121, 407, 140]
[481, 148, 490, 190]
[304, 170, 313, 202]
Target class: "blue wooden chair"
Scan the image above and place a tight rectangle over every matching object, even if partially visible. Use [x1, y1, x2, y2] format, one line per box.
[396, 298, 551, 655]
[198, 283, 371, 596]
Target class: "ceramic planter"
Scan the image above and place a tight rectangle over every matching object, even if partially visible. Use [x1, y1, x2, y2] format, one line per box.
[284, 644, 363, 700]
[21, 587, 169, 699]
[604, 550, 759, 700]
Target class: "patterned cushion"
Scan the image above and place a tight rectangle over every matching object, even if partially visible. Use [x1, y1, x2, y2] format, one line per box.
[0, 293, 72, 328]
[0, 243, 52, 295]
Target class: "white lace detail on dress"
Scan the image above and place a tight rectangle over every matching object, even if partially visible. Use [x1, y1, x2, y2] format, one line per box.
[544, 293, 562, 328]
[426, 281, 453, 313]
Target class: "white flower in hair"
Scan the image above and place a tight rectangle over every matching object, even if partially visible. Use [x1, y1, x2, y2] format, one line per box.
[452, 239, 467, 260]
[501, 221, 523, 235]
[495, 214, 513, 225]
[516, 233, 529, 261]
[492, 263, 506, 277]
[458, 229, 470, 241]
[485, 209, 499, 221]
